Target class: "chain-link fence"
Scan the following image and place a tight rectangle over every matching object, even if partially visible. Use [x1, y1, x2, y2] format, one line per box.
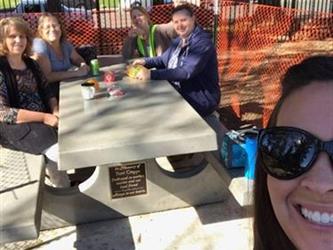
[0, 1, 215, 54]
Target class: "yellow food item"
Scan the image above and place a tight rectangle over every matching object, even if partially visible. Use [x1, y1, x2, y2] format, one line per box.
[127, 65, 144, 79]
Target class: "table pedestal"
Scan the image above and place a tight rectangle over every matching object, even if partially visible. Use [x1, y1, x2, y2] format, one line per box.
[41, 154, 228, 229]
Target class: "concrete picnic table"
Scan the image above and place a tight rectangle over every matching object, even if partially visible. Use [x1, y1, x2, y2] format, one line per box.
[41, 63, 229, 227]
[58, 63, 217, 170]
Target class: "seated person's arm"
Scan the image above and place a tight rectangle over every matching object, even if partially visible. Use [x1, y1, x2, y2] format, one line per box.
[70, 49, 89, 70]
[122, 36, 140, 60]
[0, 73, 57, 127]
[33, 53, 88, 83]
[32, 39, 89, 82]
[150, 40, 213, 81]
[17, 109, 58, 127]
[144, 45, 172, 69]
[34, 63, 59, 117]
[48, 98, 59, 118]
[154, 24, 175, 56]
[157, 22, 175, 39]
[145, 55, 166, 69]
[131, 49, 169, 80]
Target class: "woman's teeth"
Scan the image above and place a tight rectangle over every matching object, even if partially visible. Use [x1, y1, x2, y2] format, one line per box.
[301, 207, 333, 225]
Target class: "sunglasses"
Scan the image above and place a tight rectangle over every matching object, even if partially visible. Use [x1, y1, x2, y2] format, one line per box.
[258, 126, 333, 180]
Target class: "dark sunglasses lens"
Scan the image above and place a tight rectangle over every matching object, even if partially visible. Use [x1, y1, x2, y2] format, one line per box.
[259, 129, 317, 179]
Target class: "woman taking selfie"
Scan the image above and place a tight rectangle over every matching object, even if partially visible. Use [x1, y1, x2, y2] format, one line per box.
[253, 55, 333, 250]
[0, 17, 70, 188]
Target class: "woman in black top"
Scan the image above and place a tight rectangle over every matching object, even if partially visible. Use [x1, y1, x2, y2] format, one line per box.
[0, 17, 70, 188]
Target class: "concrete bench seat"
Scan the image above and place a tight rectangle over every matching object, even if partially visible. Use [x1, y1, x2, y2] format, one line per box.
[0, 147, 45, 244]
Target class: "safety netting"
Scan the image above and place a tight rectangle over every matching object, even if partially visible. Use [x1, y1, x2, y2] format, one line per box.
[1, 1, 332, 128]
[215, 1, 333, 128]
[94, 3, 214, 54]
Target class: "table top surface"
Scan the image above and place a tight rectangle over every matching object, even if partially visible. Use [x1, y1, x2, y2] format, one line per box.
[58, 64, 217, 170]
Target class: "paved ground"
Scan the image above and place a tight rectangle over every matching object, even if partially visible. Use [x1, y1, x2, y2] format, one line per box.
[3, 37, 331, 250]
[1, 151, 253, 250]
[1, 177, 253, 250]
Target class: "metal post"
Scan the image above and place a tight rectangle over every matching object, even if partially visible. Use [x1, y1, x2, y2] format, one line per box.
[47, 0, 62, 12]
[95, 0, 104, 54]
[213, 0, 219, 46]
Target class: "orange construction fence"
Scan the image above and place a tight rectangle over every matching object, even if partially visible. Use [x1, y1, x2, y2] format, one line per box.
[1, 2, 332, 128]
[215, 1, 332, 128]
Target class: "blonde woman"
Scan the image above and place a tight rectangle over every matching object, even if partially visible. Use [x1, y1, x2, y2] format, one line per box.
[122, 4, 176, 60]
[32, 13, 89, 96]
[0, 17, 70, 188]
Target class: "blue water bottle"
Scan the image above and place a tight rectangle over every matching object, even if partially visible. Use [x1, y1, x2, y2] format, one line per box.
[244, 134, 258, 180]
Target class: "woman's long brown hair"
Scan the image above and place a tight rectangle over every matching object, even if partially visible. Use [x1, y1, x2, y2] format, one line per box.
[253, 55, 333, 250]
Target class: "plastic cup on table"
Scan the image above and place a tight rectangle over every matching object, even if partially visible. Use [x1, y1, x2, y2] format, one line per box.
[81, 82, 95, 100]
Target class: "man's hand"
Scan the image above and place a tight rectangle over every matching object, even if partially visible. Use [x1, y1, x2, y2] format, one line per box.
[132, 59, 146, 66]
[135, 67, 151, 81]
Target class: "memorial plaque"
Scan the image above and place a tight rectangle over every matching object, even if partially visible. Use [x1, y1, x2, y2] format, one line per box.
[109, 163, 147, 199]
